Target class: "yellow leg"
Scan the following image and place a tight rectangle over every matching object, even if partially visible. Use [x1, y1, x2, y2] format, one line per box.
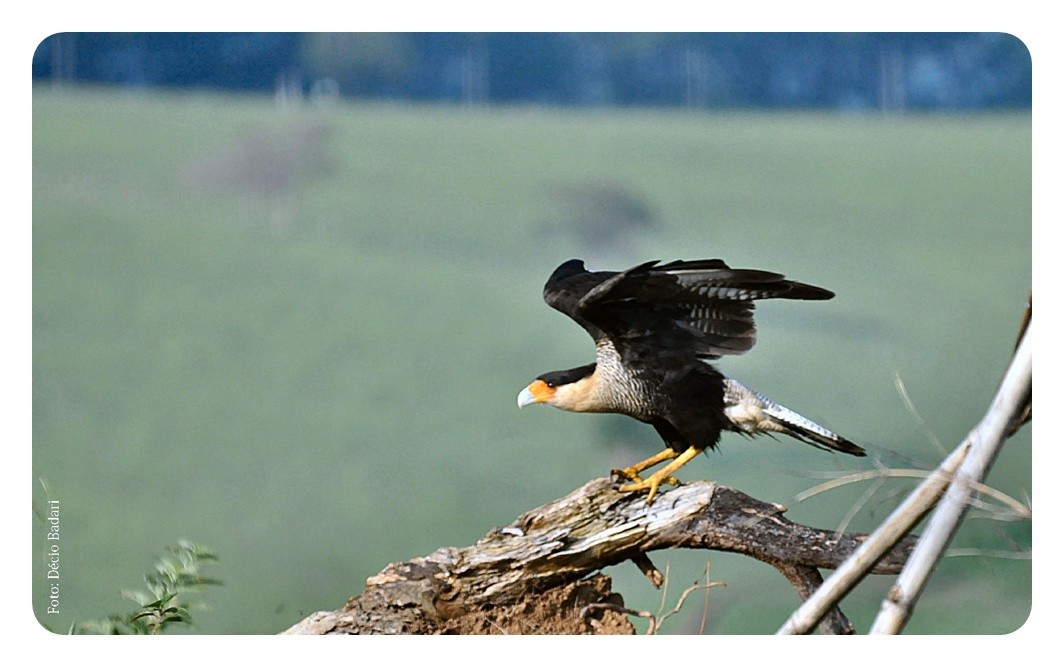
[618, 445, 701, 505]
[612, 447, 679, 482]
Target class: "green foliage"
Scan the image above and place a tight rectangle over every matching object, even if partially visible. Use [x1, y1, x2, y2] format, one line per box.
[72, 541, 221, 635]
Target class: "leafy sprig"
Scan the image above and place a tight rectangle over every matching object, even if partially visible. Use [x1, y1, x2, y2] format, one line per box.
[73, 540, 221, 635]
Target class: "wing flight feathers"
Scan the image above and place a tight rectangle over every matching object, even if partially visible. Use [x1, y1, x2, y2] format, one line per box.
[542, 258, 834, 360]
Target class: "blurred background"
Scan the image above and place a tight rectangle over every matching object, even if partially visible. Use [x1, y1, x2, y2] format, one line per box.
[32, 32, 1031, 634]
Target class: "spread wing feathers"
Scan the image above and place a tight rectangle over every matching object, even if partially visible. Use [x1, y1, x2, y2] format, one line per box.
[544, 258, 834, 360]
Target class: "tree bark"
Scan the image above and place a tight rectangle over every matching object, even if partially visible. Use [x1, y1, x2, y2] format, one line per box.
[284, 477, 918, 635]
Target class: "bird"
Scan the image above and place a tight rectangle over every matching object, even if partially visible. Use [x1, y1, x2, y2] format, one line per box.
[517, 258, 865, 505]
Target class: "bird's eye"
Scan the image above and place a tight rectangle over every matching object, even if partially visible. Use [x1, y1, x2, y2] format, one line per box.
[546, 381, 555, 388]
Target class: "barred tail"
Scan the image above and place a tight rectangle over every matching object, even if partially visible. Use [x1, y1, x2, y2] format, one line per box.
[723, 378, 866, 457]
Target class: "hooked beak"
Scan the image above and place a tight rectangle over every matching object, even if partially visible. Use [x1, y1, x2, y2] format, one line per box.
[517, 379, 553, 408]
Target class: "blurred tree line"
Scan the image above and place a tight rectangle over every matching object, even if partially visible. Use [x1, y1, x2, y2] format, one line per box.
[33, 32, 1031, 110]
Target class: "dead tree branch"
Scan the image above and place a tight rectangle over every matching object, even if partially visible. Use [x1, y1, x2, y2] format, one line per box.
[285, 478, 918, 635]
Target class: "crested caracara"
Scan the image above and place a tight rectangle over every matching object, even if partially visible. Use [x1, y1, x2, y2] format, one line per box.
[518, 258, 864, 504]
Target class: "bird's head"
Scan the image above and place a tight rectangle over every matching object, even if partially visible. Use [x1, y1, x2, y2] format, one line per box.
[517, 364, 598, 413]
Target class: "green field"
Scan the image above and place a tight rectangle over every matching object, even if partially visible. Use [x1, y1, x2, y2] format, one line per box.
[32, 86, 1031, 634]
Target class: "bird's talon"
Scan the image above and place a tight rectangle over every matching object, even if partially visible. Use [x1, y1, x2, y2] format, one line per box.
[618, 479, 660, 505]
[617, 476, 680, 495]
[611, 467, 643, 482]
[618, 477, 677, 505]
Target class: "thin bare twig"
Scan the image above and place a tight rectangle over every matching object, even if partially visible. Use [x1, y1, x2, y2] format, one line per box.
[699, 561, 712, 634]
[655, 561, 672, 619]
[622, 560, 719, 634]
[944, 548, 1031, 560]
[962, 494, 1031, 521]
[657, 577, 724, 634]
[793, 467, 926, 502]
[894, 371, 947, 455]
[794, 468, 1031, 521]
[834, 474, 886, 537]
[581, 571, 722, 635]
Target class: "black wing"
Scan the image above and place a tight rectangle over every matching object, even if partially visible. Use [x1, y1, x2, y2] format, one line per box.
[543, 258, 833, 360]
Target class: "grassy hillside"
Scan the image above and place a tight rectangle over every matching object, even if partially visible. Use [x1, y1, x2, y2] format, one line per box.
[32, 86, 1031, 634]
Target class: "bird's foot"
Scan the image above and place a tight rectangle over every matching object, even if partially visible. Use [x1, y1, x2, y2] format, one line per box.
[618, 470, 682, 506]
[615, 445, 701, 505]
[611, 467, 678, 486]
[610, 448, 682, 484]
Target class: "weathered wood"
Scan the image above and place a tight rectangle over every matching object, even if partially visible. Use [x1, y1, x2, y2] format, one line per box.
[284, 477, 919, 635]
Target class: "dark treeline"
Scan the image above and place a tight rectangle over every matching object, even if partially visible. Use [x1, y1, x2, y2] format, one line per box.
[33, 32, 1031, 111]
